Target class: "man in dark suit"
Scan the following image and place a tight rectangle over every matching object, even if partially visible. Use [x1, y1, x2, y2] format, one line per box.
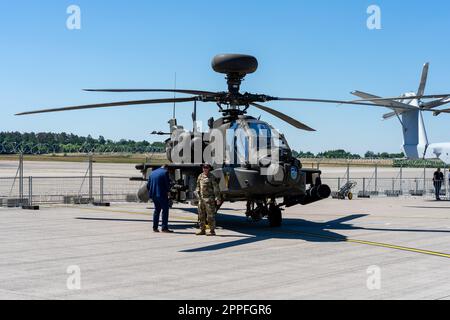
[433, 168, 444, 201]
[147, 166, 173, 233]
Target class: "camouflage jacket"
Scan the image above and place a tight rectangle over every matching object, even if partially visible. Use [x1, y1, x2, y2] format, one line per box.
[196, 173, 220, 201]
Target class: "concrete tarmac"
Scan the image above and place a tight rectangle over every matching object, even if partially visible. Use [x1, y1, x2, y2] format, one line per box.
[0, 197, 449, 300]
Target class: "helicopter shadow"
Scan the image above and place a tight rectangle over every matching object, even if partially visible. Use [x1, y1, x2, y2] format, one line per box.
[179, 208, 450, 253]
[180, 213, 362, 252]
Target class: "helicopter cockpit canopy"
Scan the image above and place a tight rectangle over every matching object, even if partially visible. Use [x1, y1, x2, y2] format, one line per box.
[225, 118, 290, 167]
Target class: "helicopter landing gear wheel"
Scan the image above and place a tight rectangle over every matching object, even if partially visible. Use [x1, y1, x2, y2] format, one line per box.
[246, 201, 266, 222]
[268, 204, 282, 228]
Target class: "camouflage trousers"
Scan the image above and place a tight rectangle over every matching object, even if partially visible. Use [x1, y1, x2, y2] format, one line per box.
[198, 199, 217, 231]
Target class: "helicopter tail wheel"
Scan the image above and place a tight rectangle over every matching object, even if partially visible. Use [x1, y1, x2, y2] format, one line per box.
[268, 205, 282, 228]
[348, 192, 353, 200]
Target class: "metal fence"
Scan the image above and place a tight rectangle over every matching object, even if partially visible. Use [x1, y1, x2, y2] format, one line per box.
[321, 177, 449, 200]
[319, 164, 449, 200]
[1, 153, 449, 207]
[0, 176, 145, 207]
[1, 175, 448, 208]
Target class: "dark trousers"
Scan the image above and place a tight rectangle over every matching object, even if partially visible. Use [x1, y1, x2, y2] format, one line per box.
[434, 182, 442, 200]
[152, 197, 169, 230]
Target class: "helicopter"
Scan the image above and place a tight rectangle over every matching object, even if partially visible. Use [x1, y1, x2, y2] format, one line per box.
[17, 54, 420, 227]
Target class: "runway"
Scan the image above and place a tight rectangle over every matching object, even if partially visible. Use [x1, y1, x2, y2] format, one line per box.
[0, 197, 449, 300]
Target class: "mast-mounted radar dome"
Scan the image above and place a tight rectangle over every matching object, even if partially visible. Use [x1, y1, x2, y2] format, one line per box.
[212, 54, 258, 76]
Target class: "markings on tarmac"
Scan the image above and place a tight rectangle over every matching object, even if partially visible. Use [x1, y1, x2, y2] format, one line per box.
[74, 206, 450, 259]
[274, 229, 450, 259]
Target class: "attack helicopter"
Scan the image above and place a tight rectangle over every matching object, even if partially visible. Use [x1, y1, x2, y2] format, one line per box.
[17, 54, 404, 226]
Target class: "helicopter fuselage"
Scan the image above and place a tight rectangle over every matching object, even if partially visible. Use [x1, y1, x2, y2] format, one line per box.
[137, 115, 330, 212]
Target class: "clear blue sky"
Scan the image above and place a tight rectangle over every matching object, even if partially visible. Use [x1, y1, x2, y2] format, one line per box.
[1, 0, 450, 154]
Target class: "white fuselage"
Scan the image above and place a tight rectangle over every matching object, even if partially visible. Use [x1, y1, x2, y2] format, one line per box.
[424, 142, 450, 165]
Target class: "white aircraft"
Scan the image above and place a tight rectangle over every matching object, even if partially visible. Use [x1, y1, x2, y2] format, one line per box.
[351, 63, 450, 164]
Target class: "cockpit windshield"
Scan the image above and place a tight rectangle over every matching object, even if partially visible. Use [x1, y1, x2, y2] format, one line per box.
[225, 120, 277, 166]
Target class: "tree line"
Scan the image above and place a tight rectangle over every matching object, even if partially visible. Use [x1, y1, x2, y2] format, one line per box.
[0, 131, 405, 159]
[292, 149, 405, 159]
[0, 132, 166, 154]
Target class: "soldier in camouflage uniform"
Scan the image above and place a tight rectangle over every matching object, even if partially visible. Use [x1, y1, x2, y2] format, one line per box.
[196, 164, 221, 236]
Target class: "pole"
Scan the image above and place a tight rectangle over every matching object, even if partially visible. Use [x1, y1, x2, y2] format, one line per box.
[363, 178, 366, 197]
[173, 72, 177, 119]
[89, 154, 93, 203]
[347, 161, 350, 184]
[192, 100, 197, 132]
[400, 165, 403, 195]
[447, 166, 449, 200]
[100, 176, 104, 204]
[19, 153, 24, 205]
[29, 176, 33, 207]
[423, 166, 426, 195]
[375, 163, 378, 195]
[443, 166, 448, 200]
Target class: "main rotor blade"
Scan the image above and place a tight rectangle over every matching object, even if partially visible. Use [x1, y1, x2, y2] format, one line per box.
[377, 99, 450, 119]
[352, 94, 450, 102]
[421, 97, 450, 110]
[351, 90, 415, 109]
[424, 108, 450, 116]
[417, 63, 429, 97]
[84, 89, 216, 96]
[16, 97, 198, 116]
[271, 97, 418, 109]
[250, 103, 315, 131]
[383, 111, 399, 120]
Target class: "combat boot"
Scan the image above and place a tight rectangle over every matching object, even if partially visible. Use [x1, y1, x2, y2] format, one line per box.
[207, 230, 216, 237]
[196, 230, 206, 236]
